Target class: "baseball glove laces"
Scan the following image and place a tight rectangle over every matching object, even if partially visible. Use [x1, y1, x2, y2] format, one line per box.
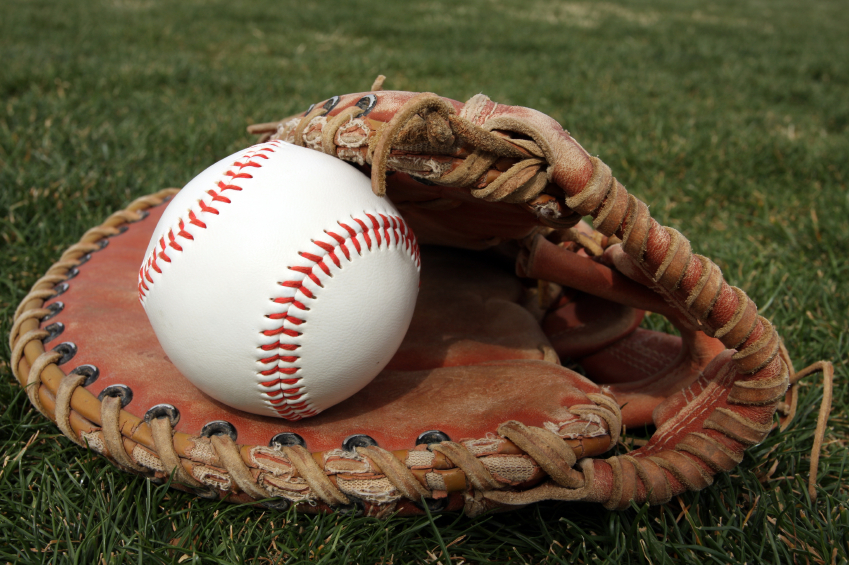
[10, 76, 834, 516]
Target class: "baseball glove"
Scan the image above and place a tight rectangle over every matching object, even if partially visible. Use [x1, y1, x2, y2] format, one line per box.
[9, 76, 832, 517]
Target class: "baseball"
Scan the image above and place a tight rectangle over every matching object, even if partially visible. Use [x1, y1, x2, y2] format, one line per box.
[138, 141, 420, 419]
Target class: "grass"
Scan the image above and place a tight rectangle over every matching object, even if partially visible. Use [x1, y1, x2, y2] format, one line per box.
[1, 0, 847, 562]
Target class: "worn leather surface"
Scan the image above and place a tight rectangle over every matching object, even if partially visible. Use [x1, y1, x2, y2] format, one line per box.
[45, 198, 604, 452]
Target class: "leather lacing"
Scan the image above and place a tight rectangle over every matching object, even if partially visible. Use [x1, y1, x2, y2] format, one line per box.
[267, 87, 834, 505]
[8, 189, 623, 516]
[10, 84, 835, 514]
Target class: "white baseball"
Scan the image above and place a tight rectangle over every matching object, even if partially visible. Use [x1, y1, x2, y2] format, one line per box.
[138, 141, 420, 419]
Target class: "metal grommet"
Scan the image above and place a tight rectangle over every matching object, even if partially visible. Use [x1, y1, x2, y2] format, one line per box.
[416, 430, 451, 446]
[135, 210, 150, 221]
[413, 497, 449, 514]
[342, 434, 377, 452]
[65, 267, 80, 280]
[322, 96, 340, 112]
[355, 94, 377, 116]
[97, 239, 109, 250]
[144, 404, 180, 427]
[51, 342, 77, 365]
[270, 432, 306, 449]
[42, 301, 64, 321]
[52, 282, 69, 297]
[98, 384, 133, 407]
[43, 322, 65, 345]
[262, 499, 291, 511]
[75, 253, 92, 266]
[201, 420, 237, 441]
[337, 497, 365, 517]
[305, 103, 316, 115]
[69, 364, 100, 387]
[111, 225, 129, 236]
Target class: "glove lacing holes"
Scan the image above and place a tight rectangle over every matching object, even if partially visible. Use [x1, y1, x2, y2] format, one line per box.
[51, 342, 77, 365]
[69, 364, 100, 387]
[98, 384, 133, 407]
[201, 420, 237, 442]
[322, 96, 340, 112]
[144, 404, 180, 427]
[42, 301, 64, 321]
[53, 282, 69, 297]
[416, 430, 450, 445]
[270, 432, 306, 449]
[43, 322, 65, 345]
[342, 434, 377, 452]
[355, 94, 377, 116]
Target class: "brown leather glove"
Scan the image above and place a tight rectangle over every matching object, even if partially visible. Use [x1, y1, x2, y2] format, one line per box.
[10, 79, 831, 517]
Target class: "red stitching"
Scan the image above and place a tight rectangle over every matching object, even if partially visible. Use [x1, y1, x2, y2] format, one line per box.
[225, 171, 252, 180]
[198, 200, 219, 215]
[176, 219, 193, 240]
[352, 217, 372, 249]
[340, 224, 361, 254]
[273, 296, 308, 310]
[208, 190, 231, 204]
[366, 213, 382, 247]
[262, 212, 419, 419]
[138, 140, 420, 420]
[263, 327, 300, 337]
[189, 210, 207, 228]
[325, 231, 352, 261]
[138, 142, 282, 302]
[379, 214, 391, 245]
[168, 230, 183, 252]
[218, 181, 243, 192]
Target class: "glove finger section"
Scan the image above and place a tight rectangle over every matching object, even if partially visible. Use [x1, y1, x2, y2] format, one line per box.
[520, 230, 727, 428]
[609, 352, 773, 504]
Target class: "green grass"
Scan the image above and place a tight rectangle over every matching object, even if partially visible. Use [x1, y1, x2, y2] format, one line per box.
[1, 0, 847, 562]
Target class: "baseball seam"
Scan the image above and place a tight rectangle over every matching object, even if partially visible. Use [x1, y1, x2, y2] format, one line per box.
[258, 214, 420, 419]
[138, 141, 284, 301]
[137, 139, 421, 420]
